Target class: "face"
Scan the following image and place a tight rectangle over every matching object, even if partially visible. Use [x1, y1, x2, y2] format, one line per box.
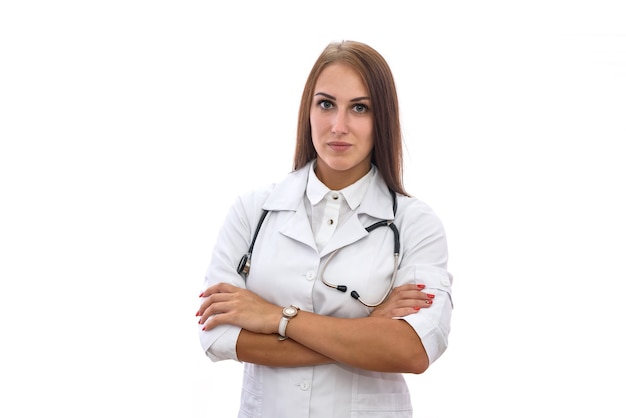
[310, 63, 374, 190]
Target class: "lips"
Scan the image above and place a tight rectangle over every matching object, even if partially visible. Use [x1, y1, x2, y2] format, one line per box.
[328, 141, 351, 152]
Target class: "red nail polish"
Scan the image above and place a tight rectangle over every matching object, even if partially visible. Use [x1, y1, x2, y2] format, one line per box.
[413, 306, 421, 311]
[416, 284, 425, 289]
[199, 292, 204, 298]
[425, 300, 432, 305]
[427, 293, 435, 298]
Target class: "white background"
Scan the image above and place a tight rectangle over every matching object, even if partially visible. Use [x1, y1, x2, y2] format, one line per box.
[1, 1, 625, 417]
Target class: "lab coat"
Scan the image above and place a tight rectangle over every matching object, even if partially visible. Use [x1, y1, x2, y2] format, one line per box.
[199, 161, 453, 418]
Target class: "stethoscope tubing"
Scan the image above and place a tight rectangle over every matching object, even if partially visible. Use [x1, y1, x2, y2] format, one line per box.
[238, 187, 399, 307]
[320, 219, 400, 307]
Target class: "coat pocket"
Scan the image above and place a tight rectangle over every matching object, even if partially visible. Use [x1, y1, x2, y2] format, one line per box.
[352, 391, 413, 417]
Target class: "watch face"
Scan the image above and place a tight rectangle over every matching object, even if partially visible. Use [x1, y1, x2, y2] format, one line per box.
[284, 306, 298, 317]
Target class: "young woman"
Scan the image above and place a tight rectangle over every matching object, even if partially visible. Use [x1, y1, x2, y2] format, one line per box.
[197, 40, 453, 417]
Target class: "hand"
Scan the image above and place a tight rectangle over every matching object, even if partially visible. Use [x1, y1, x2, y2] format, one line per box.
[369, 283, 435, 318]
[197, 283, 282, 334]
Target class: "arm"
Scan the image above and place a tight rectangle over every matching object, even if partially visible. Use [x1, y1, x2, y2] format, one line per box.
[198, 283, 435, 373]
[285, 311, 429, 373]
[199, 193, 451, 369]
[236, 330, 333, 367]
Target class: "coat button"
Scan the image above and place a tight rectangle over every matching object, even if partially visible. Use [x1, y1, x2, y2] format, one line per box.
[305, 271, 315, 281]
[299, 381, 310, 391]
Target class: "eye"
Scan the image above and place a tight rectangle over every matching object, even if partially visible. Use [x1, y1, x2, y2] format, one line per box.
[353, 103, 369, 114]
[318, 100, 334, 110]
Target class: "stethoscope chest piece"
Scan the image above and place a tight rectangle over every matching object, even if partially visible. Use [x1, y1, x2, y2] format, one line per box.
[237, 253, 252, 279]
[237, 209, 270, 280]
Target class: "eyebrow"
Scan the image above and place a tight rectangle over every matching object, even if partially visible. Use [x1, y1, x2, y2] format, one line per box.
[314, 92, 371, 102]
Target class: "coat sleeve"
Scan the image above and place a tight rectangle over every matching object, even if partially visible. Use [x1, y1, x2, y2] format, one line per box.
[198, 187, 272, 362]
[393, 197, 453, 365]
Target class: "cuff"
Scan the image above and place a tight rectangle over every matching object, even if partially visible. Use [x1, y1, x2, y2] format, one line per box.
[204, 326, 241, 362]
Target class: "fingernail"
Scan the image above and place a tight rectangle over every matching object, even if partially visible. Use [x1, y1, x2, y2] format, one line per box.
[199, 292, 204, 297]
[413, 306, 421, 311]
[425, 300, 432, 305]
[195, 310, 200, 317]
[427, 293, 435, 298]
[416, 284, 425, 289]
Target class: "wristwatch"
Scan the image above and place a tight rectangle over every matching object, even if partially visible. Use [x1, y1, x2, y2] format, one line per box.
[278, 305, 300, 341]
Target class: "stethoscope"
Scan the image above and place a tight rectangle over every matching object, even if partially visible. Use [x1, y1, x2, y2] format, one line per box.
[238, 188, 400, 307]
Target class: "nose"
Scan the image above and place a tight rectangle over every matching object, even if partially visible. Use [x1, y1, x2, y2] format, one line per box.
[331, 111, 349, 135]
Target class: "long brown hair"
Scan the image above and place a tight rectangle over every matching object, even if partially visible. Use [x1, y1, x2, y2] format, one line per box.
[293, 40, 408, 196]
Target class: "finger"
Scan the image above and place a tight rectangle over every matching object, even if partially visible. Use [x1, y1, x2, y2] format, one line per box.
[389, 284, 430, 298]
[401, 287, 437, 301]
[390, 306, 424, 317]
[389, 289, 430, 303]
[200, 282, 239, 298]
[199, 308, 230, 331]
[394, 293, 436, 309]
[403, 294, 434, 307]
[391, 283, 421, 293]
[198, 300, 228, 325]
[399, 300, 434, 316]
[197, 292, 233, 322]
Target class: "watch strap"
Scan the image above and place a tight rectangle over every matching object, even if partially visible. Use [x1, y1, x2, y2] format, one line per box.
[278, 305, 299, 341]
[278, 316, 290, 340]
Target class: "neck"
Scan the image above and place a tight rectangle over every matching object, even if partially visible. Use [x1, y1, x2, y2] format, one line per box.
[314, 162, 370, 190]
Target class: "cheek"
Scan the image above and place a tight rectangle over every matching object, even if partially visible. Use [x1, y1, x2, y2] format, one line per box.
[357, 120, 375, 144]
[309, 115, 326, 140]
[309, 119, 322, 151]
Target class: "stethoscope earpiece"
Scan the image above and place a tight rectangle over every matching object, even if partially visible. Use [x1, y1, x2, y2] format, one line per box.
[238, 189, 398, 307]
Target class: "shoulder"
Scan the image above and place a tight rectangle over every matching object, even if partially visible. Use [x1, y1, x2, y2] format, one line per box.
[397, 194, 438, 215]
[233, 182, 276, 218]
[235, 163, 310, 214]
[395, 194, 446, 234]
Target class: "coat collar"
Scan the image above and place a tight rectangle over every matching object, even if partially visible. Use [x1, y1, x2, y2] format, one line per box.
[263, 161, 395, 221]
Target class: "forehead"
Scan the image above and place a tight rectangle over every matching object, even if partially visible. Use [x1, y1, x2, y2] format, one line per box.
[314, 63, 368, 95]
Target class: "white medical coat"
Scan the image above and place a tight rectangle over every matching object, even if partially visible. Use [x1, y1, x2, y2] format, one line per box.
[199, 162, 453, 418]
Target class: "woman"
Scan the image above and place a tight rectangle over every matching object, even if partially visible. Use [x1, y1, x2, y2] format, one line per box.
[197, 40, 453, 417]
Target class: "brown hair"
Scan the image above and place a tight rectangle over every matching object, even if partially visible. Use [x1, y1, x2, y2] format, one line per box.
[293, 40, 408, 196]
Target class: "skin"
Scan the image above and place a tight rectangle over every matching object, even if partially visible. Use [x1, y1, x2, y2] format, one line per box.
[197, 63, 435, 374]
[310, 63, 374, 190]
[198, 283, 434, 371]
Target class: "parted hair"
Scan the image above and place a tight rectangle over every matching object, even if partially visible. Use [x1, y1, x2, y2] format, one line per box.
[293, 40, 407, 196]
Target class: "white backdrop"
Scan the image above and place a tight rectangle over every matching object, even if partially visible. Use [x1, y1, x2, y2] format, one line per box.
[1, 1, 625, 417]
